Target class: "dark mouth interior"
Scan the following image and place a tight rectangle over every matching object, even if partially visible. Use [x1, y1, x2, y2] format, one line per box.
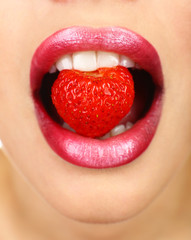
[40, 71, 63, 124]
[39, 68, 155, 134]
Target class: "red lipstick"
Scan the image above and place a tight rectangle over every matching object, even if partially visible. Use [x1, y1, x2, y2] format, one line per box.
[30, 26, 163, 168]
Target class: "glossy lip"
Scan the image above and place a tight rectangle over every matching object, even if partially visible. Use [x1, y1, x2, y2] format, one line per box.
[30, 26, 163, 168]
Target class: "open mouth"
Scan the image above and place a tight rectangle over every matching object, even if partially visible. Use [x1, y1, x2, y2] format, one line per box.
[30, 26, 163, 168]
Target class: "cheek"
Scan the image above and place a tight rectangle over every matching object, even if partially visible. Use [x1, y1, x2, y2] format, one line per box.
[151, 0, 191, 53]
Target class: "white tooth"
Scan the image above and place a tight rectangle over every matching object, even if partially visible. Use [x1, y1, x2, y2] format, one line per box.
[97, 51, 119, 68]
[126, 122, 133, 130]
[110, 124, 126, 137]
[120, 55, 135, 68]
[73, 51, 97, 71]
[49, 65, 57, 73]
[56, 54, 73, 71]
[63, 122, 75, 132]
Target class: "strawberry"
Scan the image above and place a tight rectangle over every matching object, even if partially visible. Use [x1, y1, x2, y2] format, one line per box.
[51, 66, 134, 138]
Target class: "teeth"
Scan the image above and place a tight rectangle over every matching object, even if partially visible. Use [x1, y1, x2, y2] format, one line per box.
[97, 51, 119, 68]
[62, 121, 133, 139]
[49, 65, 57, 73]
[56, 54, 73, 71]
[135, 63, 141, 69]
[51, 51, 136, 72]
[62, 122, 75, 132]
[120, 55, 135, 68]
[106, 122, 133, 138]
[99, 132, 111, 140]
[108, 122, 133, 138]
[73, 51, 97, 71]
[110, 124, 126, 137]
[126, 122, 134, 130]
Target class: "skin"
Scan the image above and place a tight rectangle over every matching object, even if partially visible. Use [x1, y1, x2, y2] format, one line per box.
[0, 0, 191, 239]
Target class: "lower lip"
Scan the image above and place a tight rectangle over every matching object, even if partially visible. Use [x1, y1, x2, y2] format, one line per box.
[31, 27, 163, 169]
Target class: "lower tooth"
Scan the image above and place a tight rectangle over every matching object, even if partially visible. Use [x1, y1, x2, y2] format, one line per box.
[99, 132, 111, 140]
[63, 122, 75, 132]
[126, 122, 133, 130]
[110, 124, 126, 137]
[62, 122, 133, 137]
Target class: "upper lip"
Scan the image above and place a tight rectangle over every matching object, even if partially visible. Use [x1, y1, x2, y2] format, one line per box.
[30, 26, 163, 169]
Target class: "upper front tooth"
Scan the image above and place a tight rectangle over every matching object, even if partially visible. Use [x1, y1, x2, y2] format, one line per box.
[54, 51, 136, 72]
[56, 54, 73, 71]
[120, 55, 135, 68]
[73, 51, 97, 71]
[97, 51, 119, 68]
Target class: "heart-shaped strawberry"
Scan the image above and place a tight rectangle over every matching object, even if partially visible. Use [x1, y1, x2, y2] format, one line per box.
[51, 66, 135, 138]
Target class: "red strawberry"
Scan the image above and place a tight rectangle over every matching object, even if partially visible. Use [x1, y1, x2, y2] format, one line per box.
[51, 66, 134, 138]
